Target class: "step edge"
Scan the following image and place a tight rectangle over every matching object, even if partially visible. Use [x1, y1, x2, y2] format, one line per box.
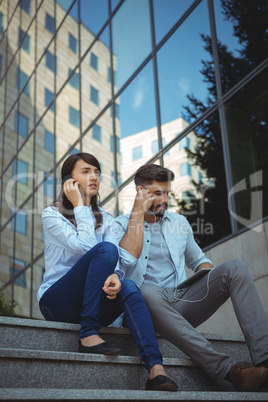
[1, 389, 268, 401]
[0, 347, 194, 366]
[0, 317, 246, 343]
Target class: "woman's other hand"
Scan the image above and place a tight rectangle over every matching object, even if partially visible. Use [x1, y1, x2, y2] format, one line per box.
[63, 178, 84, 207]
[103, 273, 121, 300]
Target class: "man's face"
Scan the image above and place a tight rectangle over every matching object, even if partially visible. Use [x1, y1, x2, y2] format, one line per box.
[146, 181, 171, 217]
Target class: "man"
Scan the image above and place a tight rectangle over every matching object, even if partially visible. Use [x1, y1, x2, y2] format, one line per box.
[113, 163, 268, 392]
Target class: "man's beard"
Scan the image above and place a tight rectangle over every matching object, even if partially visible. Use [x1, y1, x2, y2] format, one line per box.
[148, 203, 168, 217]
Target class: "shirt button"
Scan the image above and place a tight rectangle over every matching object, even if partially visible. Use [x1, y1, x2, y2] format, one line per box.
[147, 240, 149, 243]
[145, 225, 148, 228]
[145, 256, 148, 259]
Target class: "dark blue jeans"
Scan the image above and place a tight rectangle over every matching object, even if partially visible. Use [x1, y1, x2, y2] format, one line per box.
[39, 241, 162, 371]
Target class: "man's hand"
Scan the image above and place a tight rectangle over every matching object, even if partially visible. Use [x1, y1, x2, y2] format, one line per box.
[133, 186, 154, 215]
[102, 273, 121, 300]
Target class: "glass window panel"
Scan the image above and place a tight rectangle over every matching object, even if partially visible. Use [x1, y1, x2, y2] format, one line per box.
[110, 135, 120, 154]
[157, 0, 214, 125]
[44, 88, 55, 112]
[12, 199, 33, 318]
[20, 0, 31, 14]
[90, 85, 99, 105]
[69, 33, 77, 54]
[214, 1, 268, 94]
[13, 159, 28, 185]
[69, 105, 80, 128]
[56, 3, 78, 91]
[118, 61, 156, 138]
[45, 50, 57, 73]
[44, 129, 55, 153]
[43, 172, 55, 198]
[45, 12, 55, 34]
[68, 68, 79, 89]
[163, 114, 232, 248]
[90, 53, 98, 71]
[10, 258, 26, 288]
[82, 110, 116, 211]
[180, 136, 190, 150]
[153, 0, 194, 44]
[224, 67, 268, 230]
[0, 54, 2, 77]
[14, 111, 29, 138]
[112, 0, 152, 90]
[18, 28, 30, 53]
[0, 12, 4, 33]
[16, 68, 30, 95]
[80, 28, 111, 131]
[132, 146, 142, 161]
[92, 124, 101, 143]
[152, 139, 158, 154]
[180, 162, 192, 177]
[11, 208, 27, 235]
[80, 0, 108, 42]
[56, 78, 80, 162]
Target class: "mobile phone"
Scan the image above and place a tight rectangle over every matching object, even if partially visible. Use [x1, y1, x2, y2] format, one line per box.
[62, 175, 72, 185]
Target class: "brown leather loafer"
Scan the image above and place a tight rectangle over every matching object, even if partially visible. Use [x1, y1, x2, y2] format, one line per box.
[230, 362, 268, 392]
[145, 375, 178, 391]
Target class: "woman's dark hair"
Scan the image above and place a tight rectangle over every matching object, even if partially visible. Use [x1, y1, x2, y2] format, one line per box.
[134, 164, 175, 187]
[53, 152, 103, 229]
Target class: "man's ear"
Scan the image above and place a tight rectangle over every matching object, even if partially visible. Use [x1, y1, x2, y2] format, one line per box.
[136, 185, 144, 192]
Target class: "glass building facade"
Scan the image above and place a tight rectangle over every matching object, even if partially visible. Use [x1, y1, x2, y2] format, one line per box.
[0, 0, 267, 319]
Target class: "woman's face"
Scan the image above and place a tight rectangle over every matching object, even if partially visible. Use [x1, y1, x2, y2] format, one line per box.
[71, 158, 101, 200]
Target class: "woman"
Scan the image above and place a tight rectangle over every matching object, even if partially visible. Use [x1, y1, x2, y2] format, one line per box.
[37, 152, 177, 392]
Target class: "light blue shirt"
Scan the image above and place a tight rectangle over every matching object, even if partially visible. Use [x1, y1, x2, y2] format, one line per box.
[112, 210, 212, 288]
[144, 220, 177, 288]
[37, 205, 123, 301]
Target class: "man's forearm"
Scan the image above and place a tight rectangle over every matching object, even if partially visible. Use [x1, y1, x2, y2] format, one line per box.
[119, 210, 145, 259]
[196, 262, 214, 271]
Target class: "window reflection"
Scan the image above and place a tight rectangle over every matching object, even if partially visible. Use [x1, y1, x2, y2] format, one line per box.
[118, 61, 156, 138]
[153, 0, 193, 44]
[214, 0, 268, 94]
[224, 68, 268, 230]
[157, 0, 214, 125]
[165, 114, 232, 248]
[112, 0, 152, 90]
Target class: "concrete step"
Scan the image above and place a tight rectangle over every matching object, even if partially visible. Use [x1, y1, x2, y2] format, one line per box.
[0, 317, 251, 362]
[1, 389, 268, 401]
[0, 347, 230, 391]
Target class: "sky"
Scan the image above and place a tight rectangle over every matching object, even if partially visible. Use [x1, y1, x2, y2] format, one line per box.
[56, 0, 242, 138]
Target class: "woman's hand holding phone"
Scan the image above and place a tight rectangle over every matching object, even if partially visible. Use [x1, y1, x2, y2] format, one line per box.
[62, 175, 84, 207]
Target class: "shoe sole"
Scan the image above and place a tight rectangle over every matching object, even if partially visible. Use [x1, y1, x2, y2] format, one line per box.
[103, 348, 122, 355]
[151, 383, 178, 392]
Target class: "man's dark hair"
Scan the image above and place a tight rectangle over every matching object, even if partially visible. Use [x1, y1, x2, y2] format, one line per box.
[134, 164, 175, 187]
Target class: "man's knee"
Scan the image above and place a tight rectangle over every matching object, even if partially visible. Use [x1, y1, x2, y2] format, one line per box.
[218, 258, 250, 281]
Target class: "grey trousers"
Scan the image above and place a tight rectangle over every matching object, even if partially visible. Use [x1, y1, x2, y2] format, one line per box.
[140, 259, 268, 382]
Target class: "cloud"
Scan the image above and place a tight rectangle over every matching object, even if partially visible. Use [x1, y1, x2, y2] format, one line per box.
[132, 76, 147, 109]
[177, 78, 190, 96]
[132, 87, 144, 109]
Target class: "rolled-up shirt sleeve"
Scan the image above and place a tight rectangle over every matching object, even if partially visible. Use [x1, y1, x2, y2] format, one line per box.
[42, 206, 98, 255]
[184, 222, 212, 271]
[111, 219, 138, 270]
